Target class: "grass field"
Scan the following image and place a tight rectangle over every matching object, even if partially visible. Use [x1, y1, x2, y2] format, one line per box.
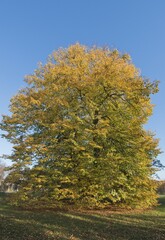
[0, 193, 165, 240]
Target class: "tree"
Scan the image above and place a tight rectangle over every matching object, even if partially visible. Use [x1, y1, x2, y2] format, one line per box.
[0, 44, 161, 209]
[157, 181, 165, 195]
[0, 161, 5, 191]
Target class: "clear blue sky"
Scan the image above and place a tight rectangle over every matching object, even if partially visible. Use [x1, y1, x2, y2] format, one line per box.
[0, 0, 165, 179]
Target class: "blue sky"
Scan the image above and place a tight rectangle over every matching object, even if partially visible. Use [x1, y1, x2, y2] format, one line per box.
[0, 0, 165, 179]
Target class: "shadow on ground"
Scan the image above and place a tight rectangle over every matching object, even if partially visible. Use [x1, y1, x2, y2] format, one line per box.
[0, 193, 165, 240]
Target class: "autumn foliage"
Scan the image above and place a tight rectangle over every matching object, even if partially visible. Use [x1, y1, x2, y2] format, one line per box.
[0, 44, 161, 209]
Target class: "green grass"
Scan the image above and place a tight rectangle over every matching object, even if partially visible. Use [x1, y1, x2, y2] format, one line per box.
[0, 193, 165, 240]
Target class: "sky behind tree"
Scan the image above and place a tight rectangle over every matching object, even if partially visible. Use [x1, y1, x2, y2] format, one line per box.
[0, 0, 165, 179]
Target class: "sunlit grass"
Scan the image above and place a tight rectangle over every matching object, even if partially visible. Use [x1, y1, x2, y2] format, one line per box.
[0, 192, 165, 240]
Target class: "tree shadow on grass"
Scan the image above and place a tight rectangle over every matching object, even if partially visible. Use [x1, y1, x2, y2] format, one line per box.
[0, 193, 165, 240]
[1, 207, 165, 240]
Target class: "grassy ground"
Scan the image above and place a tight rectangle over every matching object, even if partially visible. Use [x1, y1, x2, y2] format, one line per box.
[0, 193, 165, 240]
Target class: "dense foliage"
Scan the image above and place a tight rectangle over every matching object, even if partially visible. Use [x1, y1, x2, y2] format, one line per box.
[0, 44, 161, 208]
[0, 161, 5, 191]
[158, 181, 165, 195]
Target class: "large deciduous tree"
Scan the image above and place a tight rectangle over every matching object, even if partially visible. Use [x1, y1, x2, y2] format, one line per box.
[0, 44, 161, 208]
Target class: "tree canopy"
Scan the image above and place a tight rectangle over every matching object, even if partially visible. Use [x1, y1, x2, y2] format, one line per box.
[0, 44, 161, 209]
